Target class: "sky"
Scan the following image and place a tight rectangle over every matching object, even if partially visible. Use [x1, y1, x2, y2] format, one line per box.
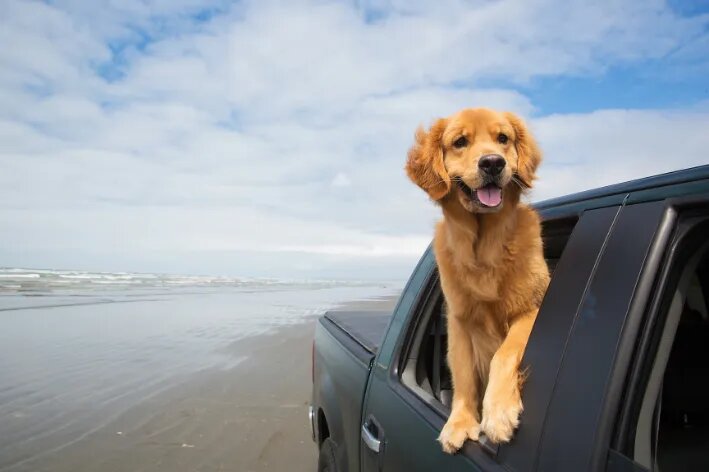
[1, 0, 708, 280]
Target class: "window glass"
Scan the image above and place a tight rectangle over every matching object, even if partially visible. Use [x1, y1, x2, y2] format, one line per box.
[632, 227, 709, 470]
[654, 251, 709, 469]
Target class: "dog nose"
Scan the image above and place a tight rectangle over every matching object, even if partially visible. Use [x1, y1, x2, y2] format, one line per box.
[478, 154, 506, 176]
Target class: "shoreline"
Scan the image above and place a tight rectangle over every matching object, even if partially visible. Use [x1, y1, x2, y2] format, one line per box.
[4, 293, 400, 472]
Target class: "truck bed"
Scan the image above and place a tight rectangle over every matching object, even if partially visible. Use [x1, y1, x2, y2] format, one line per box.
[323, 310, 392, 354]
[312, 309, 394, 468]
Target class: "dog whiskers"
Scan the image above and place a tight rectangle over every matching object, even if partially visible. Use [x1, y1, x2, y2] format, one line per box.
[511, 174, 531, 190]
[431, 175, 530, 191]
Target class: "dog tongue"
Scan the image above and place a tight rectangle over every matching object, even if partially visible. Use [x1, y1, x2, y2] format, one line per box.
[477, 185, 502, 207]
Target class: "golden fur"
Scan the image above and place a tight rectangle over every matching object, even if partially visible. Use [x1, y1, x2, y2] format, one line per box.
[406, 108, 550, 452]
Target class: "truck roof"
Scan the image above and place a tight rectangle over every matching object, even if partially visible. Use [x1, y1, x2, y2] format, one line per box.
[534, 164, 709, 217]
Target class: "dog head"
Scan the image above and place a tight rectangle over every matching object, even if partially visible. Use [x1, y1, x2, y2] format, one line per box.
[406, 108, 541, 213]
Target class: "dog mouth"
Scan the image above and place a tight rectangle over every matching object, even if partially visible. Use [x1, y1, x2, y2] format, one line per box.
[455, 179, 503, 208]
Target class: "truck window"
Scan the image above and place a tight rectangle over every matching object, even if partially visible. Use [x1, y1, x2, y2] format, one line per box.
[399, 216, 578, 429]
[631, 227, 709, 471]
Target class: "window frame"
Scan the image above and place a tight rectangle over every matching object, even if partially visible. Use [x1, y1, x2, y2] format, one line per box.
[398, 273, 450, 412]
[611, 198, 709, 468]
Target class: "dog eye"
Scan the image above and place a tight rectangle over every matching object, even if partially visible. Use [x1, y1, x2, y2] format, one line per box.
[498, 133, 509, 144]
[452, 136, 468, 148]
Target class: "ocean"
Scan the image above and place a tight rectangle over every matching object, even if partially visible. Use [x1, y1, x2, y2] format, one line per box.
[0, 268, 402, 471]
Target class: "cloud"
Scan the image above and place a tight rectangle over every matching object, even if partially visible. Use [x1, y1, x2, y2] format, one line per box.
[532, 107, 709, 200]
[0, 0, 707, 279]
[331, 172, 352, 188]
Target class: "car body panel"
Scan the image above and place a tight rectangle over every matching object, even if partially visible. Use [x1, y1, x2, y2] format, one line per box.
[536, 201, 668, 471]
[313, 319, 374, 471]
[501, 206, 621, 470]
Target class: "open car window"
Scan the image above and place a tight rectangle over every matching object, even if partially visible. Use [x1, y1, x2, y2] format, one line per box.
[398, 216, 579, 436]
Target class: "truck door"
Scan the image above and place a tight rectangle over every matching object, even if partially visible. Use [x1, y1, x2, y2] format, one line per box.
[359, 207, 620, 471]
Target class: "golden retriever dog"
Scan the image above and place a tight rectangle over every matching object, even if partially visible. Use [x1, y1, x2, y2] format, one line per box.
[406, 108, 550, 452]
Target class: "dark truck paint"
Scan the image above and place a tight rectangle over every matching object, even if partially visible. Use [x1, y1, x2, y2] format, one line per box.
[310, 165, 709, 472]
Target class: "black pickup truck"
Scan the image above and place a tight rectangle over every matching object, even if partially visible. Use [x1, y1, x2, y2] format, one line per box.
[309, 166, 709, 472]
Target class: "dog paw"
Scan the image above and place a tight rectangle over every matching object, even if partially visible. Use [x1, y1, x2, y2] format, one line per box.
[480, 394, 522, 443]
[438, 412, 480, 454]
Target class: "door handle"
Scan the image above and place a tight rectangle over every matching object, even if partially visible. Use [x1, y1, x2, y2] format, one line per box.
[361, 422, 381, 453]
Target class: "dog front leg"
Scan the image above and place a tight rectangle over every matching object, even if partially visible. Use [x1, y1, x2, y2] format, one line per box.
[438, 313, 480, 454]
[480, 310, 537, 443]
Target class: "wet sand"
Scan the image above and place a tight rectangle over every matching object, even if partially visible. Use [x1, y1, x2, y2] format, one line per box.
[1, 293, 399, 472]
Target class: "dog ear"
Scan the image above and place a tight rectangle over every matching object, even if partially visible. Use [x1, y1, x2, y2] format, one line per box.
[405, 118, 450, 201]
[505, 112, 541, 187]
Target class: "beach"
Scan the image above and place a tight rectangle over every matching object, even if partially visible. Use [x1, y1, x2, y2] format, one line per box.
[0, 269, 400, 471]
